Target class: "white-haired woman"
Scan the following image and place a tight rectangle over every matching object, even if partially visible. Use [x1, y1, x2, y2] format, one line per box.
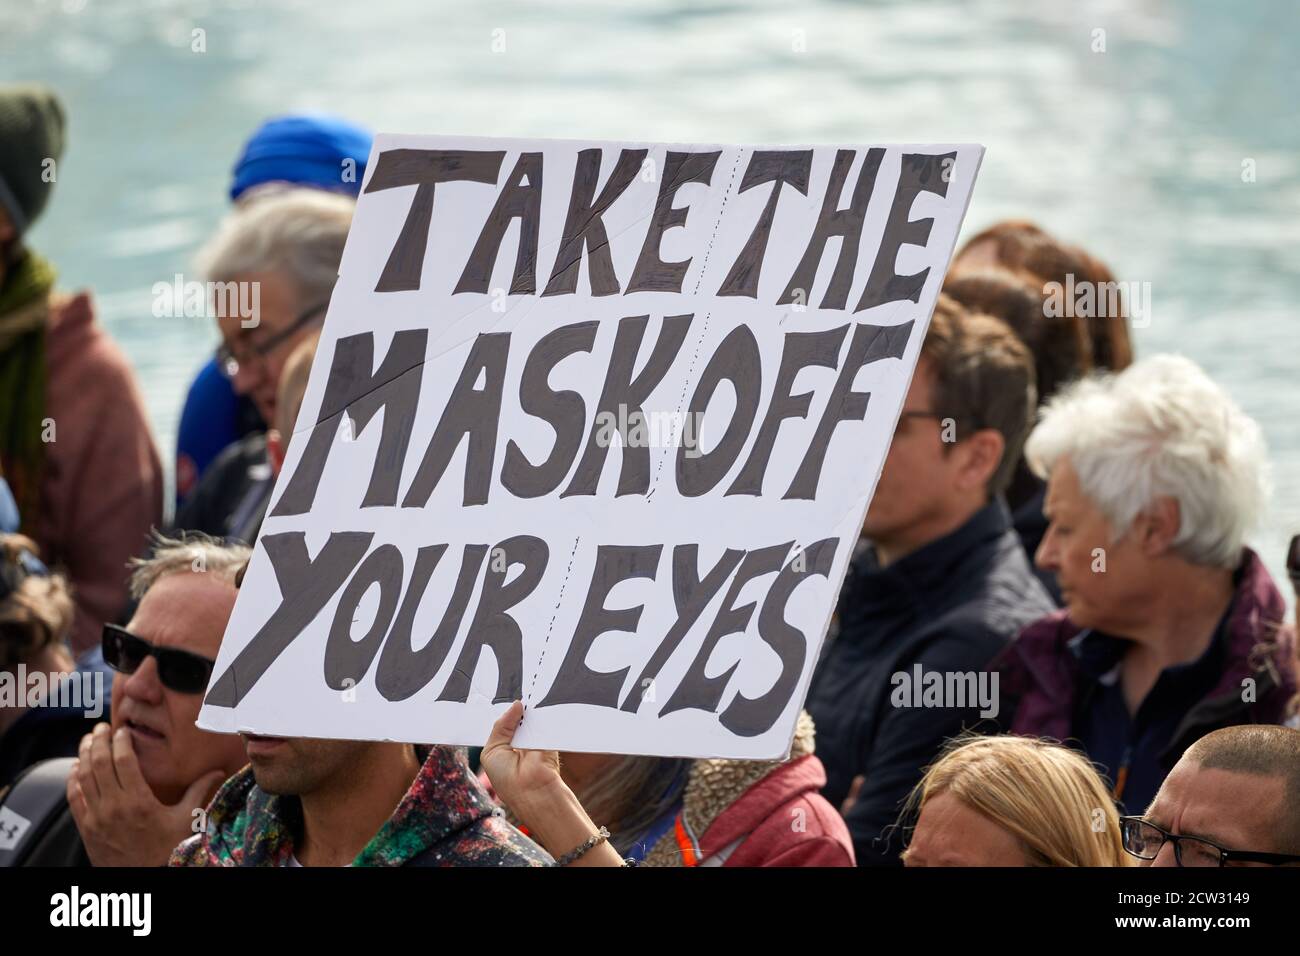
[173, 188, 353, 544]
[994, 354, 1296, 816]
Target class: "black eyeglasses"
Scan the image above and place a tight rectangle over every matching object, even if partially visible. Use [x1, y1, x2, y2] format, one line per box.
[1120, 816, 1300, 867]
[897, 409, 979, 439]
[102, 623, 216, 695]
[216, 302, 328, 379]
[898, 409, 944, 424]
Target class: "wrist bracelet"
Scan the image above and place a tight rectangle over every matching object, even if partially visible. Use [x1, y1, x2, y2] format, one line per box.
[554, 825, 610, 866]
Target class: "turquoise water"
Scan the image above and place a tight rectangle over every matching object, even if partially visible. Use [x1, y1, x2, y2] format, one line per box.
[3, 0, 1298, 597]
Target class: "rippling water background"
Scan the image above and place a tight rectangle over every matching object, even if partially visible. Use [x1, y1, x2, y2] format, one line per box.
[3, 0, 1297, 598]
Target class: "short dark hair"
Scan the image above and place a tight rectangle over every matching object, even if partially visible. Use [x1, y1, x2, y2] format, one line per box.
[1184, 725, 1300, 853]
[921, 295, 1037, 497]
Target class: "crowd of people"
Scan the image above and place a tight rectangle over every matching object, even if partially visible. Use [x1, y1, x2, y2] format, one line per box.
[1, 82, 1298, 868]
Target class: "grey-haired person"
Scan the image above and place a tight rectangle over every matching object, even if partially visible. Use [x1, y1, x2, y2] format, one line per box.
[997, 355, 1296, 816]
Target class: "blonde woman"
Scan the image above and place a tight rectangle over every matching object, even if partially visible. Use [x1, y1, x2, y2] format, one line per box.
[900, 734, 1133, 867]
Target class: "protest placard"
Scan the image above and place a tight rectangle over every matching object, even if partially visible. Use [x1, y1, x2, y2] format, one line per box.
[197, 135, 984, 759]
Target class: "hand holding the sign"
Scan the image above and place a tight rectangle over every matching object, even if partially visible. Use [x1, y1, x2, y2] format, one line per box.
[481, 701, 624, 867]
[67, 723, 225, 867]
[481, 701, 563, 801]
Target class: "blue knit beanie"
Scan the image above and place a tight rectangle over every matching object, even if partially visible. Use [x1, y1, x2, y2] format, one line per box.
[229, 114, 373, 202]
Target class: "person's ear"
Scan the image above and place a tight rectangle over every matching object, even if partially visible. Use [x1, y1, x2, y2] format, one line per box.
[266, 428, 285, 477]
[1136, 496, 1181, 557]
[955, 428, 1005, 495]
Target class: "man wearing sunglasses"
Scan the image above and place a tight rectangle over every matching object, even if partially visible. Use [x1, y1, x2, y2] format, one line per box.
[171, 189, 351, 545]
[1122, 725, 1300, 867]
[2, 534, 250, 866]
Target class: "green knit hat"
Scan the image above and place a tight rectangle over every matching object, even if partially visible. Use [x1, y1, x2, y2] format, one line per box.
[0, 84, 66, 238]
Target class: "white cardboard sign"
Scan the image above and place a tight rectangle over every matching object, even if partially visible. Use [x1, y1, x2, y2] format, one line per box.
[197, 135, 984, 759]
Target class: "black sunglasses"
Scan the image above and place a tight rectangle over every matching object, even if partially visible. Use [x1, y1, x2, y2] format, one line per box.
[1287, 533, 1300, 588]
[1121, 816, 1300, 867]
[102, 623, 216, 695]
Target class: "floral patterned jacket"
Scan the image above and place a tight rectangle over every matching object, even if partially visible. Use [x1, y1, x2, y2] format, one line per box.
[170, 745, 551, 867]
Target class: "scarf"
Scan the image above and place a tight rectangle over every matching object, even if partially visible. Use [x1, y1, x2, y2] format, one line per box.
[0, 249, 55, 533]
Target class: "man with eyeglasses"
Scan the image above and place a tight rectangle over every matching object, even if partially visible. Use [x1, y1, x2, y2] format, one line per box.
[805, 297, 1054, 866]
[173, 112, 372, 511]
[0, 534, 250, 866]
[170, 189, 352, 545]
[1121, 725, 1300, 867]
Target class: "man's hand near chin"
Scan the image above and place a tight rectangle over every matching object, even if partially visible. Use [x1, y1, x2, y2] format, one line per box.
[67, 722, 227, 866]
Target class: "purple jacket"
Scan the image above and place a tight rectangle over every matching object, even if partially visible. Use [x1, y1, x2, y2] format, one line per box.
[995, 549, 1296, 765]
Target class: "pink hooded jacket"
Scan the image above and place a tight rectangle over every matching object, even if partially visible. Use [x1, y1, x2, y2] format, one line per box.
[33, 292, 163, 651]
